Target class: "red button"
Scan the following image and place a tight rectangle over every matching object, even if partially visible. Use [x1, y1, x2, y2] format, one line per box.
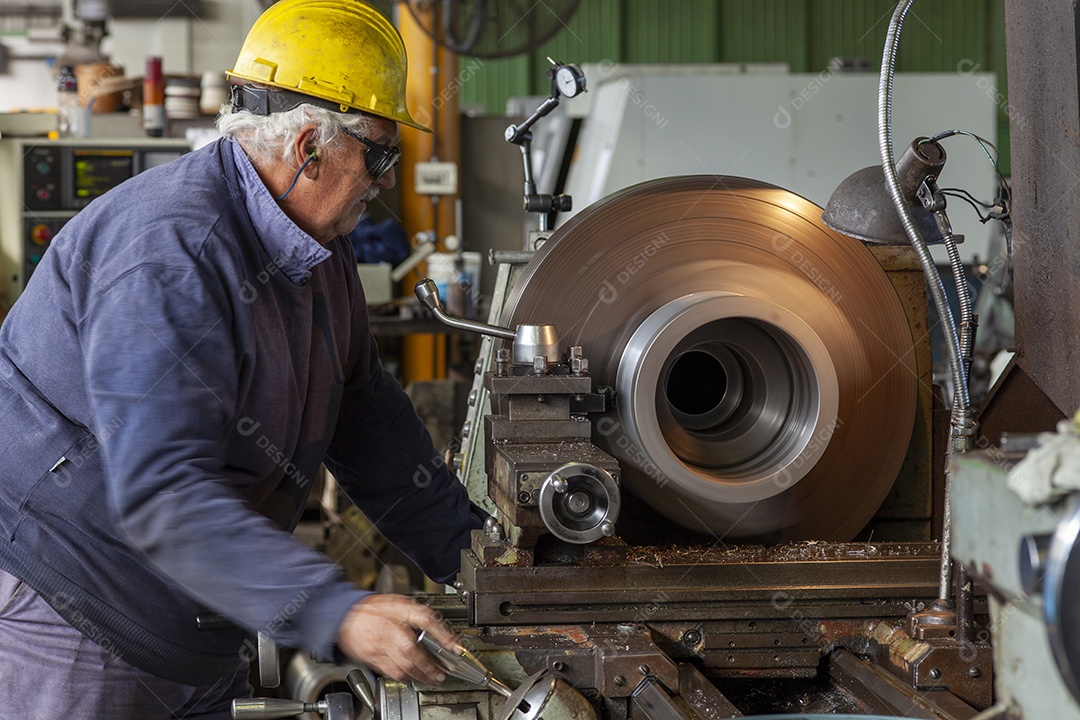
[36, 188, 50, 201]
[30, 224, 52, 245]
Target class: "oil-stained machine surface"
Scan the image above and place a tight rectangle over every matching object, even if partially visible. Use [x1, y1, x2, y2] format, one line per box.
[432, 177, 986, 718]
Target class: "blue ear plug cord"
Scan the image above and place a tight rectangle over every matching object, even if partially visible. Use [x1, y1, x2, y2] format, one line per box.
[276, 150, 317, 201]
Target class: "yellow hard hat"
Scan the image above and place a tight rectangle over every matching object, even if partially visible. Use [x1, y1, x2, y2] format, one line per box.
[227, 0, 431, 133]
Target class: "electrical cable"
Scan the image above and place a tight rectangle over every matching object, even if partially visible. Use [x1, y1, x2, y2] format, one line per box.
[276, 150, 317, 202]
[921, 130, 1012, 215]
[939, 188, 998, 218]
[927, 130, 1014, 316]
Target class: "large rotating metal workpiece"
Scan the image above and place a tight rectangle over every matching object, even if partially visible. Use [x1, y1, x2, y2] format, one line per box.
[503, 176, 918, 542]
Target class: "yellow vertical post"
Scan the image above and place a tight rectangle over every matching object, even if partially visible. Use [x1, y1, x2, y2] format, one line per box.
[397, 6, 460, 386]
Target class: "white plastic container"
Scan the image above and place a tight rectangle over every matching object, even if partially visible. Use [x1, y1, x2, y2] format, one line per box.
[200, 71, 229, 115]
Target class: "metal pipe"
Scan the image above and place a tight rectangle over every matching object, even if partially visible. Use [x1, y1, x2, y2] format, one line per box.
[520, 142, 536, 195]
[390, 242, 437, 283]
[488, 250, 535, 266]
[940, 462, 954, 600]
[955, 563, 974, 645]
[398, 6, 456, 385]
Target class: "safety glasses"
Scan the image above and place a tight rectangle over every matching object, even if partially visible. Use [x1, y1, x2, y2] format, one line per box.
[340, 126, 401, 181]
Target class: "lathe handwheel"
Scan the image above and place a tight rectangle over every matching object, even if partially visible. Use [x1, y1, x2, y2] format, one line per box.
[538, 462, 620, 544]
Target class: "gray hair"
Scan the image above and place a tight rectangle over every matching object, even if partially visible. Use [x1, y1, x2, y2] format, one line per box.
[215, 101, 377, 168]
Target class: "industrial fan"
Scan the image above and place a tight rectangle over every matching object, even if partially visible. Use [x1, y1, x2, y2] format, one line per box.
[403, 0, 582, 57]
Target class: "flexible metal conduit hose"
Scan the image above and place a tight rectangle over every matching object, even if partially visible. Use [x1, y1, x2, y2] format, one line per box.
[944, 233, 976, 441]
[878, 0, 974, 600]
[944, 236, 974, 375]
[942, 233, 974, 600]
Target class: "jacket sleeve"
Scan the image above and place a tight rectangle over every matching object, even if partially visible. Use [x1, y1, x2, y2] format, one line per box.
[324, 334, 485, 584]
[82, 263, 367, 658]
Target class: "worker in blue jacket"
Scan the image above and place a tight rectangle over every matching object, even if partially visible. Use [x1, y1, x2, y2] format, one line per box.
[0, 1, 484, 717]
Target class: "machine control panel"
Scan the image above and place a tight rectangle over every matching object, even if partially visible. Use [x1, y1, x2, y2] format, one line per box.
[25, 146, 61, 211]
[1, 139, 191, 301]
[22, 218, 68, 280]
[23, 144, 184, 212]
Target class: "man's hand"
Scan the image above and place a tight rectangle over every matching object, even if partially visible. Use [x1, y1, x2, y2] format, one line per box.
[337, 594, 455, 685]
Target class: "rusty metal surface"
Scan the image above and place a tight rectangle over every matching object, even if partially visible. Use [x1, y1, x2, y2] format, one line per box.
[501, 176, 917, 542]
[622, 541, 938, 565]
[590, 630, 680, 698]
[471, 534, 941, 568]
[461, 541, 942, 627]
[413, 608, 992, 715]
[867, 621, 994, 711]
[408, 624, 738, 717]
[650, 618, 846, 679]
[1003, 0, 1080, 416]
[630, 679, 699, 720]
[826, 649, 977, 720]
[676, 665, 743, 718]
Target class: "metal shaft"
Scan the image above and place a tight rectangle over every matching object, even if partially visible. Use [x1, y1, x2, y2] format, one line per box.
[415, 278, 516, 341]
[231, 699, 323, 719]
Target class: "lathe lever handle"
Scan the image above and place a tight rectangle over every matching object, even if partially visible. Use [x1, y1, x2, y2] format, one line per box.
[231, 698, 322, 719]
[417, 630, 486, 685]
[417, 631, 515, 698]
[414, 278, 442, 313]
[413, 279, 517, 341]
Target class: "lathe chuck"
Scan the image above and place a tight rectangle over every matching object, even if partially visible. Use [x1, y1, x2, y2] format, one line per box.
[503, 176, 917, 541]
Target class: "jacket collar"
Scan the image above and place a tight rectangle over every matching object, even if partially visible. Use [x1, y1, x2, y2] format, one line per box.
[227, 138, 331, 286]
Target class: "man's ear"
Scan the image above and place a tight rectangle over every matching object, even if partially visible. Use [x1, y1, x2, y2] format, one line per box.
[295, 126, 321, 177]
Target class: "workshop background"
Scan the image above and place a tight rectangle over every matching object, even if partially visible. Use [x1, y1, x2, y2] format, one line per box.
[456, 0, 1010, 169]
[9, 1, 1076, 719]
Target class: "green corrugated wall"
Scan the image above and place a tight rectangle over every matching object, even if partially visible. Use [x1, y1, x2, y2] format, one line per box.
[456, 0, 1010, 171]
